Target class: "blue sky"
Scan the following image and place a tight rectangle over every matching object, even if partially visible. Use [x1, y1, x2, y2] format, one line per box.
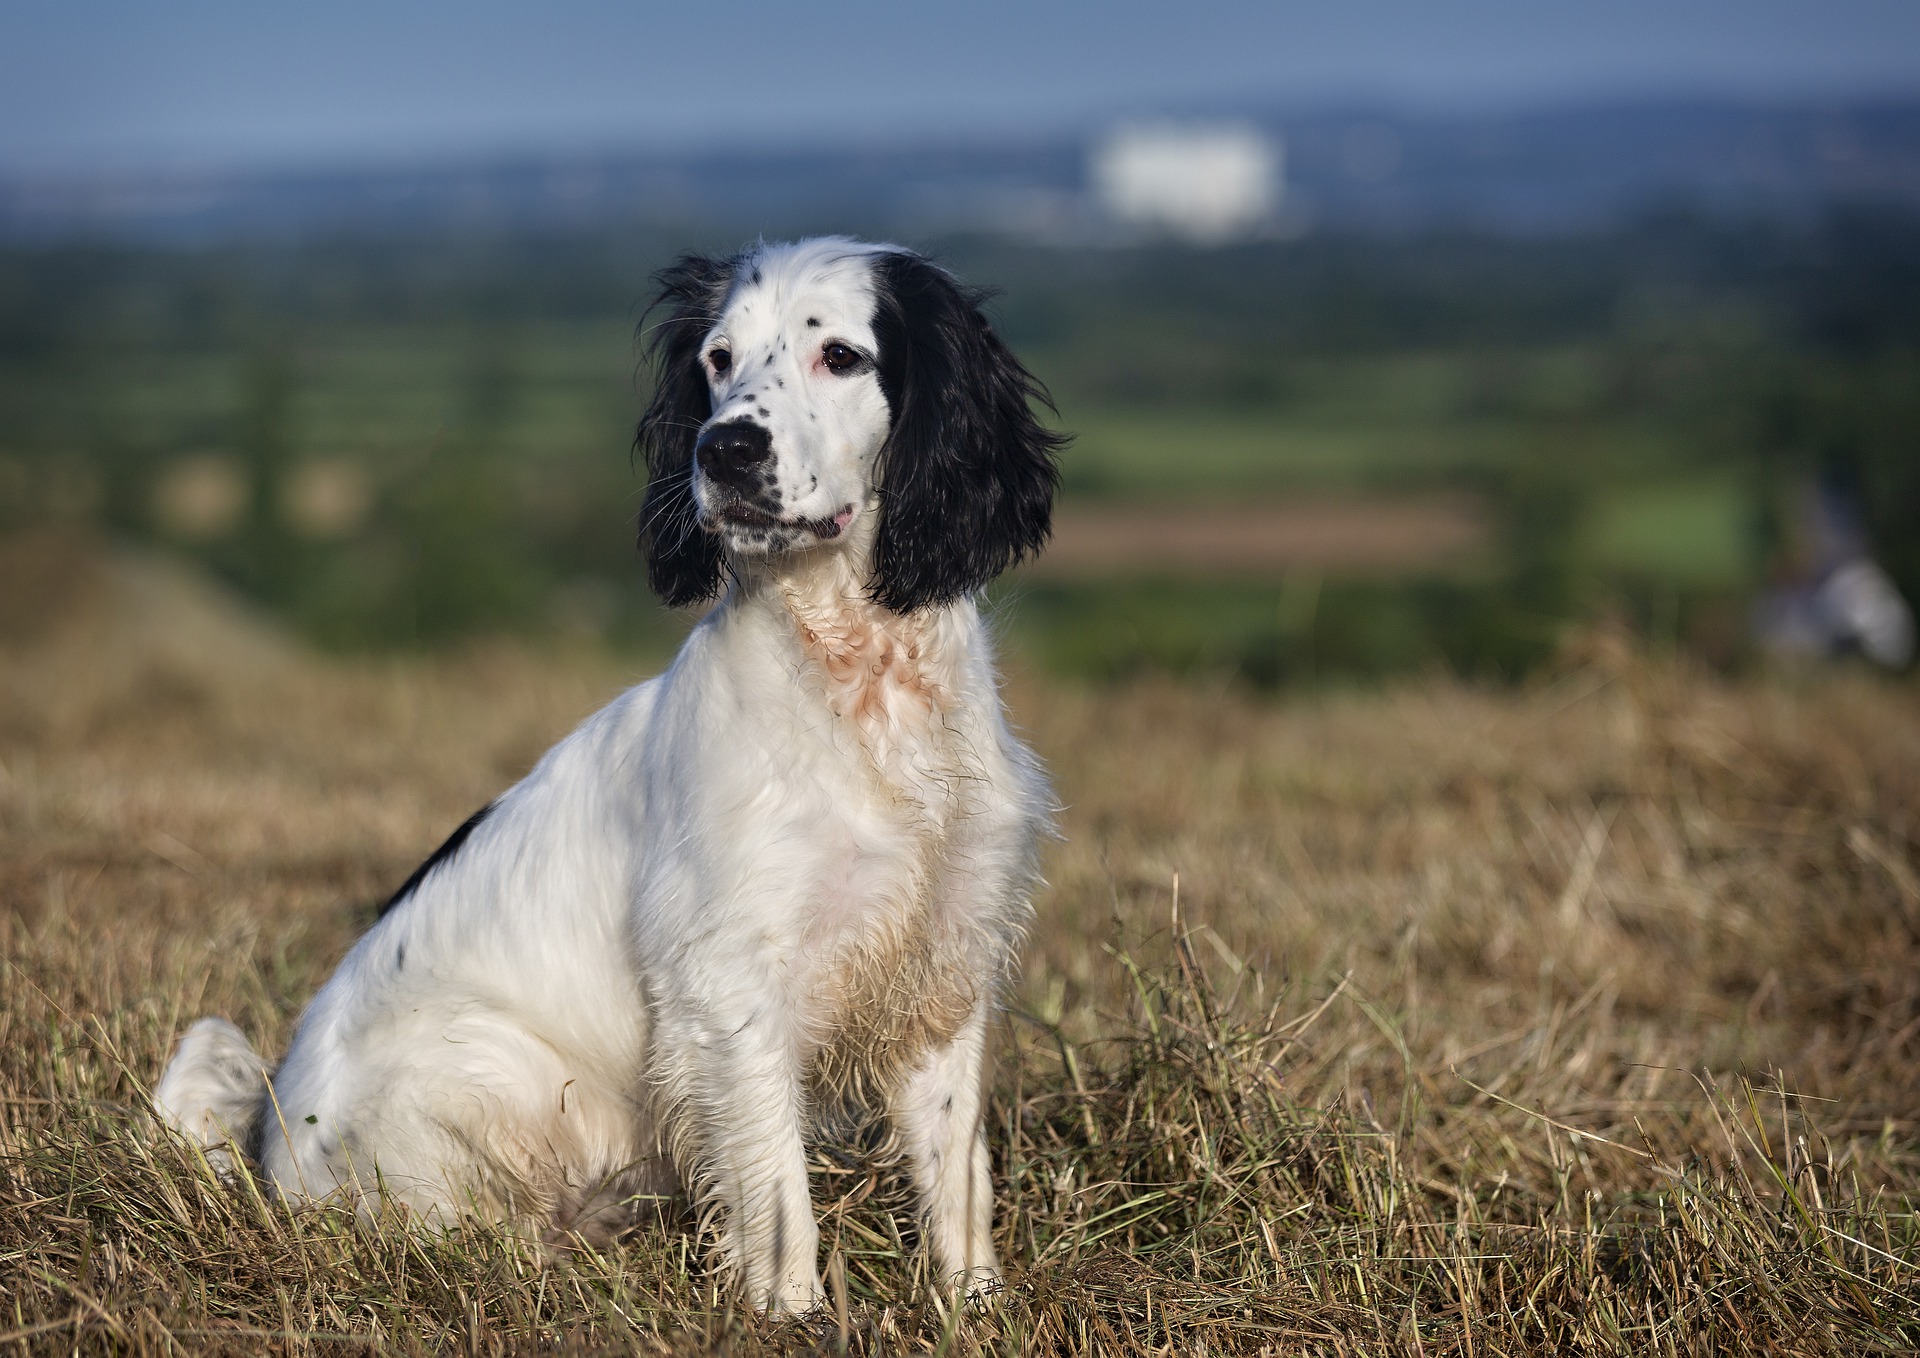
[6, 0, 1920, 172]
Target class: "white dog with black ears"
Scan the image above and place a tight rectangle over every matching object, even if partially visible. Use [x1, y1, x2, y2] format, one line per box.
[155, 236, 1067, 1313]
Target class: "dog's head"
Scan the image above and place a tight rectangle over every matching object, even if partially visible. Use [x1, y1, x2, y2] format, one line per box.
[636, 238, 1066, 613]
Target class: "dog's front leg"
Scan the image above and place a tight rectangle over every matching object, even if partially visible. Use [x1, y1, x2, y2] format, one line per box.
[890, 999, 1000, 1297]
[669, 1006, 822, 1313]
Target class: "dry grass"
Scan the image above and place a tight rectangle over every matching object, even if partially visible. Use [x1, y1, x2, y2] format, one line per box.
[3, 543, 1919, 1354]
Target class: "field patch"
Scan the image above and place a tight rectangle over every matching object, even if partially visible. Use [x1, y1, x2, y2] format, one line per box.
[1035, 496, 1489, 578]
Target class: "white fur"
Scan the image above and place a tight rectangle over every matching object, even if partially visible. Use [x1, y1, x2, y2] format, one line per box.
[155, 238, 1051, 1313]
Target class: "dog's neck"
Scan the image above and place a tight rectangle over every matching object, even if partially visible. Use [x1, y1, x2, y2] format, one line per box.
[788, 558, 954, 728]
[725, 531, 966, 752]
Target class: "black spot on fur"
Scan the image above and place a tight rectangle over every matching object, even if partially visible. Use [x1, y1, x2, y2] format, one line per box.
[380, 801, 496, 917]
[806, 317, 819, 327]
[751, 267, 763, 284]
[395, 943, 406, 971]
[868, 251, 1067, 614]
[637, 253, 736, 605]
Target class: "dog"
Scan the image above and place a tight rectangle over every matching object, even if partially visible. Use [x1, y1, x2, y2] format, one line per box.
[154, 237, 1065, 1312]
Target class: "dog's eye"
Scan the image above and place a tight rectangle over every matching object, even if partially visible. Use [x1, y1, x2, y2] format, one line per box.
[821, 342, 864, 374]
[707, 348, 732, 375]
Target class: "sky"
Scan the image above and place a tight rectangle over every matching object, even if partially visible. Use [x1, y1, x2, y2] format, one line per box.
[5, 0, 1920, 174]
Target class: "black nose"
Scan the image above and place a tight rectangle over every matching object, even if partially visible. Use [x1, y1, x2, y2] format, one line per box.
[694, 420, 773, 489]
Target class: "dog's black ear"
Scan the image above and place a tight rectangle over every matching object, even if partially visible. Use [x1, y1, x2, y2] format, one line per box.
[636, 253, 734, 606]
[868, 251, 1067, 614]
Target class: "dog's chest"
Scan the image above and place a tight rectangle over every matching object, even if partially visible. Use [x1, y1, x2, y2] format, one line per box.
[777, 597, 994, 1076]
[794, 816, 980, 1101]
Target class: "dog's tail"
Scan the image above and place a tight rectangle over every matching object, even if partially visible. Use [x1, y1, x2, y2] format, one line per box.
[154, 1017, 267, 1167]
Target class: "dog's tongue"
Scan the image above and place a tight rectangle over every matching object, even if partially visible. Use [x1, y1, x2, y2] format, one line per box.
[832, 507, 855, 533]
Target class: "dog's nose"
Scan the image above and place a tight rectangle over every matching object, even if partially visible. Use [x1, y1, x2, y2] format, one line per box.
[694, 420, 773, 489]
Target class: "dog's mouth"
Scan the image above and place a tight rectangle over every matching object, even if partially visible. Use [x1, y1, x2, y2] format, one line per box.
[708, 502, 855, 543]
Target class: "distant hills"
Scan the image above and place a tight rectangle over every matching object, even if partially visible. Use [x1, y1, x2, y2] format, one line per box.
[3, 98, 1917, 243]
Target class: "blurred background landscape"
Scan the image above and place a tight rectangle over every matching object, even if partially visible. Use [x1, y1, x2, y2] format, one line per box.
[3, 2, 1918, 686]
[7, 10, 1920, 1346]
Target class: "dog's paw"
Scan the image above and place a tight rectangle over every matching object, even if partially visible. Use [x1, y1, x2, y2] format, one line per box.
[949, 1264, 1005, 1311]
[758, 1273, 826, 1316]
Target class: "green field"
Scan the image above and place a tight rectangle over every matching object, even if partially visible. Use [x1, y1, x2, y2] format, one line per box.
[2, 217, 1916, 677]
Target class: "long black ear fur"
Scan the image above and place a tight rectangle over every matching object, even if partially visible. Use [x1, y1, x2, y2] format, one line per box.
[870, 251, 1068, 614]
[636, 253, 734, 606]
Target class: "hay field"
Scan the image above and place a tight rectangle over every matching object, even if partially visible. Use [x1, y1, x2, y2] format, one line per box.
[3, 541, 1919, 1355]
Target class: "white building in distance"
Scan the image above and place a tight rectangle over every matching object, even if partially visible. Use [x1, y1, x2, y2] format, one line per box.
[1090, 121, 1282, 242]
